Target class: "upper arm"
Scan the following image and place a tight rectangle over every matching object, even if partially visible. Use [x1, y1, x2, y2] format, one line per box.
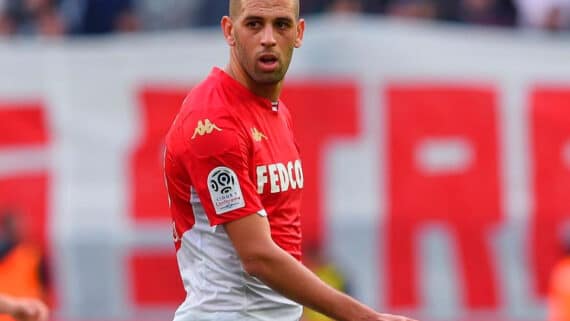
[223, 213, 281, 271]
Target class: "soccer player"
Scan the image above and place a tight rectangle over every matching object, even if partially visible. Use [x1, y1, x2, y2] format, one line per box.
[0, 294, 48, 321]
[163, 0, 418, 320]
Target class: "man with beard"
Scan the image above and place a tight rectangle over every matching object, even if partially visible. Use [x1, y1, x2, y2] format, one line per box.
[164, 1, 418, 320]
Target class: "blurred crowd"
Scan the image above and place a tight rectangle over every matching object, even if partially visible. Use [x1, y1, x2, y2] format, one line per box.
[0, 0, 569, 38]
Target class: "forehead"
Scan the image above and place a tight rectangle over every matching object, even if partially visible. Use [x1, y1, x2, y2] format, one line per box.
[239, 0, 296, 18]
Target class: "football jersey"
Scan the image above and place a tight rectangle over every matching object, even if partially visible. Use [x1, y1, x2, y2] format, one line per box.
[164, 68, 304, 321]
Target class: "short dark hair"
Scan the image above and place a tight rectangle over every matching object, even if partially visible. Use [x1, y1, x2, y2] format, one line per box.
[229, 0, 300, 19]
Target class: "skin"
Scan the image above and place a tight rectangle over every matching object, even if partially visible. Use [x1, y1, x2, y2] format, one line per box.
[0, 294, 49, 321]
[219, 1, 420, 321]
[222, 0, 304, 101]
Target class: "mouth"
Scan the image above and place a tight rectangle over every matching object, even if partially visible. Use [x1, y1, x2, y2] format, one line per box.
[258, 53, 279, 71]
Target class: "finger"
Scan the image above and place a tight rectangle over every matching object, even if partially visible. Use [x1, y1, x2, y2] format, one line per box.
[36, 303, 49, 321]
[20, 300, 48, 321]
[379, 313, 418, 321]
[27, 301, 48, 321]
[15, 301, 36, 318]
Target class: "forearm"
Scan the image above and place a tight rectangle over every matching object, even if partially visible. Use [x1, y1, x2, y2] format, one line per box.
[244, 243, 376, 321]
[224, 214, 404, 321]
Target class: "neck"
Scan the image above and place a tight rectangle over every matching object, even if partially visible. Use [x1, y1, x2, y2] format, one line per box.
[225, 59, 282, 102]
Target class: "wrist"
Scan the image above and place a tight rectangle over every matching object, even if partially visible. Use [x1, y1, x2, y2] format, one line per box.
[325, 292, 361, 321]
[337, 296, 378, 321]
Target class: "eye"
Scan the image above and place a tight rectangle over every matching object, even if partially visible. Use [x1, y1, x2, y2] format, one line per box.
[246, 21, 261, 29]
[276, 21, 291, 29]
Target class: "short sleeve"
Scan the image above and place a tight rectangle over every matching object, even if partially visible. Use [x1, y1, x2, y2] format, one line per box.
[182, 113, 263, 226]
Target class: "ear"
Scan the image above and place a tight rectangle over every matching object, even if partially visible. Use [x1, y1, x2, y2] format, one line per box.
[221, 16, 236, 46]
[294, 18, 305, 48]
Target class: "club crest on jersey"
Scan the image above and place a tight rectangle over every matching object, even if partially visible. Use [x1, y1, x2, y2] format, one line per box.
[257, 160, 304, 194]
[251, 127, 267, 142]
[207, 167, 245, 214]
[192, 119, 221, 139]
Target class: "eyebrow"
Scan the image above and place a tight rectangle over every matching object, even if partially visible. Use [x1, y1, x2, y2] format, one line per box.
[242, 15, 296, 22]
[275, 16, 295, 23]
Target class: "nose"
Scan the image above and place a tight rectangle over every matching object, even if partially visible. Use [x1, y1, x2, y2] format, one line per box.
[260, 25, 276, 47]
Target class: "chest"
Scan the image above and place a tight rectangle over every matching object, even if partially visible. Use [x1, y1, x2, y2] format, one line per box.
[244, 111, 303, 196]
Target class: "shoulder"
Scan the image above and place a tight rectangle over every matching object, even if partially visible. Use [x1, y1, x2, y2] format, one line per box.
[175, 94, 251, 159]
[186, 111, 249, 159]
[168, 76, 249, 152]
[182, 73, 225, 113]
[180, 71, 247, 128]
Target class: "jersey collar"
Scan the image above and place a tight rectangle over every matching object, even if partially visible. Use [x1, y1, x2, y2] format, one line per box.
[213, 67, 280, 112]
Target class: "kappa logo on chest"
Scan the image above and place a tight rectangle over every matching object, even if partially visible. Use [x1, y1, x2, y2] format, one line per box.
[251, 127, 267, 142]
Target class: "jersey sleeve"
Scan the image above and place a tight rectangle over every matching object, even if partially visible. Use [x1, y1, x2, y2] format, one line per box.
[182, 112, 263, 226]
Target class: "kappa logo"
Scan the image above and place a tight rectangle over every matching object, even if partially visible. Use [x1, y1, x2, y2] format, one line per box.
[251, 127, 267, 142]
[192, 119, 221, 139]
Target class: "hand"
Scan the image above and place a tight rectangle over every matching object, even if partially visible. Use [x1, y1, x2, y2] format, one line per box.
[9, 298, 49, 321]
[374, 313, 418, 321]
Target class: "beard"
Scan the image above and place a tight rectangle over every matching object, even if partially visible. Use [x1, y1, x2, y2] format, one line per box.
[235, 39, 293, 85]
[251, 64, 287, 84]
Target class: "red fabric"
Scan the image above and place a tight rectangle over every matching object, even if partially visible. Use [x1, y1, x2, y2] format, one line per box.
[165, 68, 304, 259]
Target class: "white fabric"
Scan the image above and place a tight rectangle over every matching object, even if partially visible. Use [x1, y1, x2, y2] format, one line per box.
[173, 309, 303, 321]
[173, 188, 302, 321]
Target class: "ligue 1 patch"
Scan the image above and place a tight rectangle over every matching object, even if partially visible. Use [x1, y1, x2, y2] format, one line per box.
[207, 166, 245, 214]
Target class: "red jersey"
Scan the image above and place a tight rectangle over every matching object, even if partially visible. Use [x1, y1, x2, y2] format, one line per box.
[164, 67, 304, 319]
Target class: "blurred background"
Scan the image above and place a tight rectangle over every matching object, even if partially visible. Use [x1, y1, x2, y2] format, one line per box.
[0, 0, 570, 321]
